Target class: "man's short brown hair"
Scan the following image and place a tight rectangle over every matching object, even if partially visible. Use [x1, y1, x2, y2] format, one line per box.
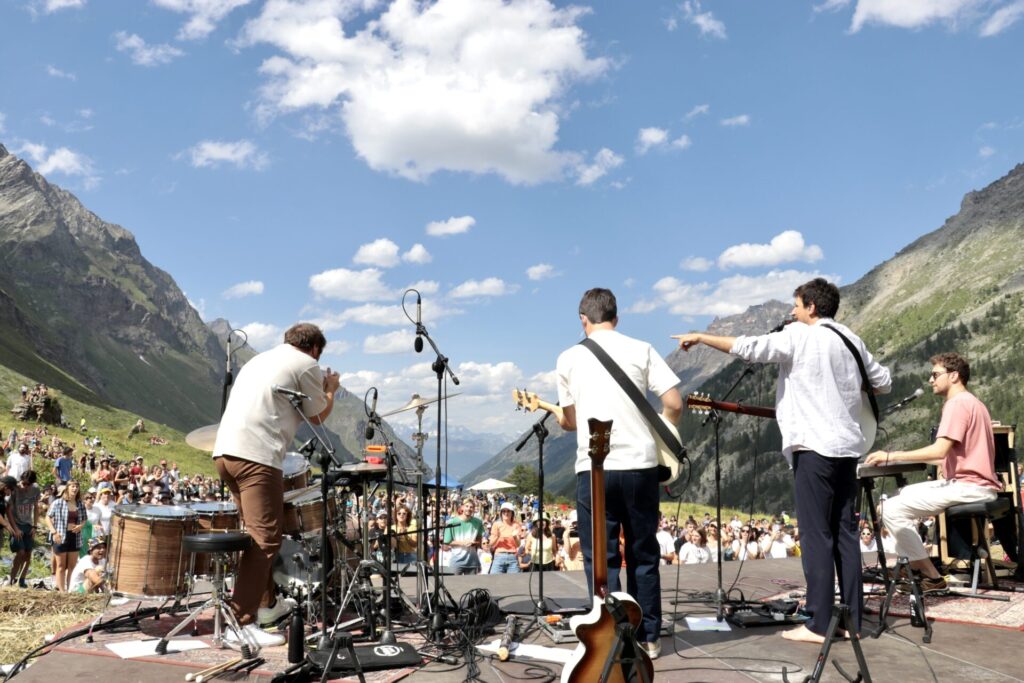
[284, 323, 327, 353]
[793, 278, 840, 319]
[929, 352, 971, 385]
[578, 288, 617, 324]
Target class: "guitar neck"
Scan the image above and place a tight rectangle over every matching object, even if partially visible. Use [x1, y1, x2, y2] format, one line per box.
[687, 395, 776, 420]
[590, 463, 608, 597]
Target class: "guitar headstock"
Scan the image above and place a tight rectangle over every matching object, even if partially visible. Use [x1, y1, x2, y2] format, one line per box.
[512, 388, 541, 412]
[587, 418, 613, 466]
[687, 392, 713, 415]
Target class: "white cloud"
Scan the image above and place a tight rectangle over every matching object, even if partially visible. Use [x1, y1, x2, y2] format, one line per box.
[979, 145, 995, 158]
[37, 0, 85, 12]
[239, 0, 608, 185]
[114, 31, 185, 66]
[449, 277, 517, 299]
[363, 329, 415, 355]
[575, 147, 623, 186]
[526, 263, 558, 281]
[718, 230, 824, 269]
[406, 279, 440, 296]
[222, 280, 264, 299]
[152, 0, 254, 41]
[16, 141, 100, 189]
[426, 215, 475, 237]
[681, 1, 727, 39]
[631, 270, 836, 318]
[402, 243, 432, 264]
[309, 267, 394, 302]
[683, 104, 710, 121]
[672, 134, 692, 149]
[312, 297, 458, 331]
[680, 256, 713, 272]
[353, 238, 400, 268]
[850, 0, 986, 33]
[981, 0, 1024, 36]
[46, 65, 76, 80]
[184, 140, 269, 170]
[813, 0, 851, 13]
[721, 114, 751, 127]
[186, 294, 207, 319]
[0, 112, 5, 135]
[240, 321, 282, 351]
[636, 127, 668, 154]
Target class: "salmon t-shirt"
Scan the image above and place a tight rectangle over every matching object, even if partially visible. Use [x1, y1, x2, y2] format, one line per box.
[936, 391, 1000, 491]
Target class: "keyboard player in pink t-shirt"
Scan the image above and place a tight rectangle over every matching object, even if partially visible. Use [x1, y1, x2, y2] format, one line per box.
[864, 352, 1000, 593]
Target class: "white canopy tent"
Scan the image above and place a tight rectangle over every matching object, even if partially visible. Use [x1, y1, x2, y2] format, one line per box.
[467, 477, 516, 491]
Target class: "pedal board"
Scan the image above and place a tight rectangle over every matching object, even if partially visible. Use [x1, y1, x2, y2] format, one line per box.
[724, 601, 810, 629]
[537, 615, 579, 643]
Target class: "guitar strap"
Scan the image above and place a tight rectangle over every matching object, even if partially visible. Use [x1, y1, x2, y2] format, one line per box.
[579, 338, 687, 481]
[821, 323, 880, 424]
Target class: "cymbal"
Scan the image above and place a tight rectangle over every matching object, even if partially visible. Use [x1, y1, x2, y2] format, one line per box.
[185, 423, 219, 452]
[380, 392, 461, 418]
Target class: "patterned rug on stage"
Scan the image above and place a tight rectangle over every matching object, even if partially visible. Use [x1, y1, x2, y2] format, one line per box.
[862, 576, 1024, 631]
[51, 598, 420, 683]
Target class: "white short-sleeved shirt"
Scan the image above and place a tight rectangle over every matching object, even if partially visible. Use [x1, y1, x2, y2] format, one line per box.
[213, 344, 328, 470]
[69, 555, 104, 592]
[556, 329, 680, 472]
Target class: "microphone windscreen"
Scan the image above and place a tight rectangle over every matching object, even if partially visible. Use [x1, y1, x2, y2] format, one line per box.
[415, 336, 424, 353]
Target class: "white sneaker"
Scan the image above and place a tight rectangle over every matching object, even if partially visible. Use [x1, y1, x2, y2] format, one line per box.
[225, 623, 285, 648]
[257, 597, 297, 627]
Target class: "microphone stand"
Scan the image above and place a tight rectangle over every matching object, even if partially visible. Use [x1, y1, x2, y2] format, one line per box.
[414, 320, 459, 642]
[364, 405, 398, 645]
[515, 410, 552, 616]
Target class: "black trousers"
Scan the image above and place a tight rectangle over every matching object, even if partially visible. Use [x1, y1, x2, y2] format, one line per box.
[792, 451, 862, 635]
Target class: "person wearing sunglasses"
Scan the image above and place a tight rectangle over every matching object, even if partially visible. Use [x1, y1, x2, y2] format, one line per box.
[865, 352, 1000, 594]
[676, 277, 891, 643]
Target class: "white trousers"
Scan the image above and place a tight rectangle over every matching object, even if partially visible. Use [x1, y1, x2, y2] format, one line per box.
[881, 479, 997, 562]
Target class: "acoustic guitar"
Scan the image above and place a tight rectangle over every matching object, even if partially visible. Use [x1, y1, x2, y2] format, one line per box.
[512, 389, 683, 486]
[560, 418, 654, 683]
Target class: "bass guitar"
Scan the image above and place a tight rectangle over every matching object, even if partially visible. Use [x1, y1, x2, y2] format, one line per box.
[512, 389, 683, 486]
[560, 417, 653, 683]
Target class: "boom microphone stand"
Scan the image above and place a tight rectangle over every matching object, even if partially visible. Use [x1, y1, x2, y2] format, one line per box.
[363, 390, 397, 645]
[515, 410, 553, 615]
[406, 289, 460, 641]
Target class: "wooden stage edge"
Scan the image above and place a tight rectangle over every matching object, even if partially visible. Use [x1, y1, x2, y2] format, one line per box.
[13, 558, 1024, 683]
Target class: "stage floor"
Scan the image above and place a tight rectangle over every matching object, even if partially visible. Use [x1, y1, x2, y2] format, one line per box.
[13, 558, 1024, 683]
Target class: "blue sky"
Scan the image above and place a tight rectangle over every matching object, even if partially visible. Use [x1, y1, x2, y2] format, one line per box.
[1, 0, 1022, 439]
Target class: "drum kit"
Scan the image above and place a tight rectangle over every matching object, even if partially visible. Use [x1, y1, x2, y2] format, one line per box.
[106, 392, 456, 642]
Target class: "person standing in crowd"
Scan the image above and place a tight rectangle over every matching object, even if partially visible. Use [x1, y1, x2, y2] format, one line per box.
[8, 471, 40, 588]
[0, 476, 18, 550]
[91, 487, 114, 539]
[488, 502, 523, 574]
[213, 322, 340, 646]
[524, 512, 560, 572]
[865, 352, 1002, 593]
[53, 446, 74, 484]
[675, 277, 891, 642]
[443, 498, 484, 575]
[392, 504, 418, 567]
[47, 481, 87, 591]
[5, 444, 31, 480]
[678, 527, 711, 565]
[552, 288, 683, 660]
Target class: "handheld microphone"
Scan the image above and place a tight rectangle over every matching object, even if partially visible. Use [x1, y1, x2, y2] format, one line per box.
[272, 385, 309, 401]
[365, 388, 379, 440]
[497, 615, 517, 661]
[886, 387, 925, 413]
[414, 293, 424, 353]
[770, 316, 795, 333]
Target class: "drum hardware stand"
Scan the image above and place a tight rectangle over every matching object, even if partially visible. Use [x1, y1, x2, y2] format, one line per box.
[782, 604, 872, 683]
[405, 288, 460, 643]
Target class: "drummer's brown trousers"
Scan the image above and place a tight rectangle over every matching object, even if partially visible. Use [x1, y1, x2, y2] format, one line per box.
[215, 455, 282, 624]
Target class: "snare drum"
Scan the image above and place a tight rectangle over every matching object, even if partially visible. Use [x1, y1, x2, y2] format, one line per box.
[282, 452, 310, 491]
[108, 505, 198, 598]
[283, 488, 337, 538]
[187, 501, 240, 577]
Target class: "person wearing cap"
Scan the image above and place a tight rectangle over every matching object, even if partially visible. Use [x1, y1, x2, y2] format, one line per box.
[46, 480, 86, 591]
[488, 502, 523, 574]
[524, 511, 560, 572]
[69, 538, 107, 593]
[553, 288, 682, 659]
[213, 322, 340, 646]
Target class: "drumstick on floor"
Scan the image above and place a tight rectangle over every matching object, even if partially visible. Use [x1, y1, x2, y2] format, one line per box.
[185, 656, 242, 683]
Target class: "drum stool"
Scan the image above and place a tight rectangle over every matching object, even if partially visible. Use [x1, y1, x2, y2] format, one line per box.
[945, 496, 1013, 599]
[156, 532, 260, 657]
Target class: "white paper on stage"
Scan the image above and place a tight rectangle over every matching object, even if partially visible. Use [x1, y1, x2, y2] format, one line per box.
[477, 639, 575, 664]
[106, 638, 210, 659]
[684, 616, 732, 632]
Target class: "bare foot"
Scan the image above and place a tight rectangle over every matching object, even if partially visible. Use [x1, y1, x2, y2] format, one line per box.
[781, 625, 826, 644]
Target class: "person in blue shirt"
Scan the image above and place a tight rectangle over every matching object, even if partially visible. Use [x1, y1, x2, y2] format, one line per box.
[53, 446, 74, 484]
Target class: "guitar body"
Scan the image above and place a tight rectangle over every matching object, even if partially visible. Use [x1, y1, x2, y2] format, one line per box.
[560, 418, 654, 683]
[561, 593, 651, 683]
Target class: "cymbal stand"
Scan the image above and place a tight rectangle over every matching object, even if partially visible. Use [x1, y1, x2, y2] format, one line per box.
[411, 404, 430, 612]
[412, 299, 460, 642]
[364, 398, 398, 645]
